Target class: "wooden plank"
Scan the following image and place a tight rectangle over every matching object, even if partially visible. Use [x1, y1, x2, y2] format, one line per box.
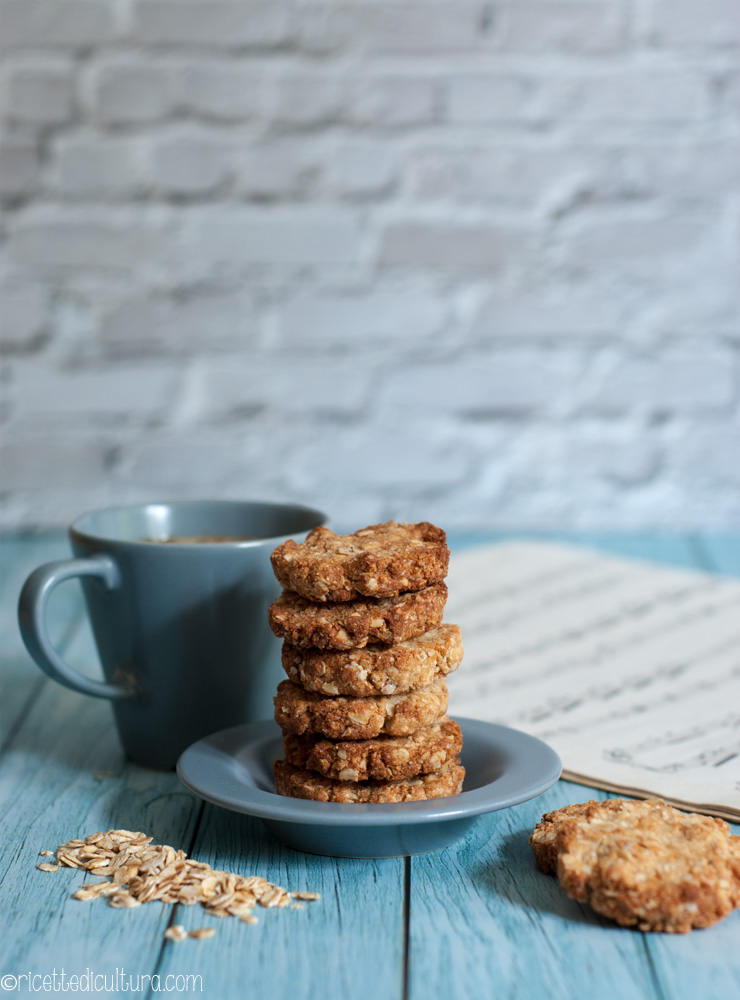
[0, 619, 202, 988]
[408, 781, 663, 1000]
[643, 898, 740, 998]
[153, 806, 406, 1000]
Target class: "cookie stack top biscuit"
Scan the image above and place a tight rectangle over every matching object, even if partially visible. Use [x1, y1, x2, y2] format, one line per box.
[271, 521, 449, 603]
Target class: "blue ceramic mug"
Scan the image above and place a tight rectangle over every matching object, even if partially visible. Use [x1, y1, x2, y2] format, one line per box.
[18, 500, 326, 769]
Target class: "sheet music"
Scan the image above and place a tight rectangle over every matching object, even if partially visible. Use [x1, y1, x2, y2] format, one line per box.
[445, 541, 740, 821]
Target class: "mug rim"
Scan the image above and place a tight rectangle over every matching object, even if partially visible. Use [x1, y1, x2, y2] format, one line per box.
[69, 499, 328, 548]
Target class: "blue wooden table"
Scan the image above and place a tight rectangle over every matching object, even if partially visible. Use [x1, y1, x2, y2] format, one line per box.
[1, 531, 739, 1000]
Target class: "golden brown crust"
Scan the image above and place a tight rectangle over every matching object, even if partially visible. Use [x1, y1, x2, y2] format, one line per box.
[270, 521, 449, 602]
[282, 624, 462, 696]
[283, 718, 463, 782]
[268, 583, 447, 651]
[273, 757, 465, 803]
[530, 798, 740, 933]
[274, 678, 449, 741]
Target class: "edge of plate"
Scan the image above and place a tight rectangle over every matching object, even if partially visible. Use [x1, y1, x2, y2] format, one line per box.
[177, 718, 562, 827]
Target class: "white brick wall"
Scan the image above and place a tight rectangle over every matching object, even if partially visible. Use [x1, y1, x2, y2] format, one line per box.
[1, 0, 739, 531]
[0, 0, 117, 48]
[2, 58, 76, 124]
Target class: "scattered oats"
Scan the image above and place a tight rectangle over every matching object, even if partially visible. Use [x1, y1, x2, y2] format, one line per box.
[48, 828, 319, 927]
[39, 850, 54, 857]
[164, 925, 188, 942]
[256, 887, 283, 909]
[57, 854, 81, 868]
[205, 891, 234, 909]
[38, 863, 59, 872]
[188, 928, 216, 940]
[78, 881, 117, 899]
[242, 876, 270, 892]
[291, 902, 304, 910]
[108, 891, 141, 909]
[86, 858, 111, 870]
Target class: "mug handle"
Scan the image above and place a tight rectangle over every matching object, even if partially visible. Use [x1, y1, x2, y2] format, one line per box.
[18, 555, 134, 700]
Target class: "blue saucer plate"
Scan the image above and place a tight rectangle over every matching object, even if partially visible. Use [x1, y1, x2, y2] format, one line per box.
[177, 717, 561, 858]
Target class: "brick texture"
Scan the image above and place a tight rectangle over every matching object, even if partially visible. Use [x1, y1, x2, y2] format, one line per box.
[0, 0, 738, 530]
[2, 59, 75, 124]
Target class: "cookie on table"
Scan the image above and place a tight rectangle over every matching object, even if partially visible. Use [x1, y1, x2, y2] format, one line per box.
[530, 798, 740, 933]
[268, 583, 447, 651]
[274, 678, 449, 741]
[274, 757, 465, 803]
[282, 624, 462, 697]
[283, 718, 463, 782]
[270, 521, 449, 603]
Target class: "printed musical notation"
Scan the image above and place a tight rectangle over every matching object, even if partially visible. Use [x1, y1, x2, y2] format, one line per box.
[446, 542, 740, 821]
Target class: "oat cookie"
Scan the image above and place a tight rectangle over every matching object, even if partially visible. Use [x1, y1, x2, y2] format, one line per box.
[530, 798, 740, 933]
[274, 678, 449, 741]
[268, 583, 447, 651]
[273, 757, 465, 803]
[271, 521, 449, 603]
[283, 718, 463, 782]
[282, 624, 462, 697]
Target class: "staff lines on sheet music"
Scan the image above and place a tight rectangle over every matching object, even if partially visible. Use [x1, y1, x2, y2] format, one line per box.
[448, 559, 709, 629]
[456, 586, 738, 683]
[528, 646, 740, 731]
[532, 657, 740, 744]
[455, 636, 740, 732]
[448, 542, 740, 817]
[450, 569, 658, 634]
[447, 558, 625, 617]
[604, 744, 740, 775]
[447, 544, 714, 619]
[604, 713, 740, 773]
[448, 551, 596, 603]
[461, 605, 740, 695]
[525, 663, 690, 722]
[607, 744, 740, 774]
[449, 629, 740, 726]
[453, 654, 692, 709]
[516, 660, 696, 726]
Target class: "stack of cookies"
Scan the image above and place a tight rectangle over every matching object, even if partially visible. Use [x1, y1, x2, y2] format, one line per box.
[267, 521, 465, 803]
